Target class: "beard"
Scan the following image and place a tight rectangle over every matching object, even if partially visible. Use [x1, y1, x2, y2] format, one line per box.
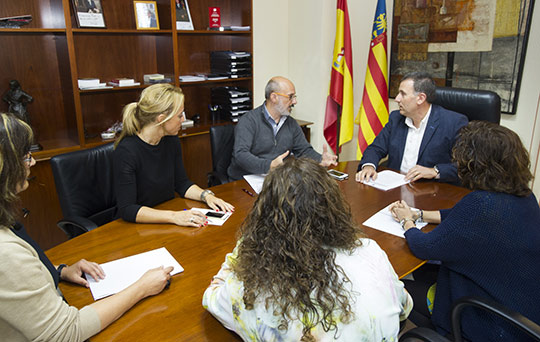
[276, 101, 293, 117]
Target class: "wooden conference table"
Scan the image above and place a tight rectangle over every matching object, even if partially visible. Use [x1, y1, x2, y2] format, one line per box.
[46, 161, 469, 342]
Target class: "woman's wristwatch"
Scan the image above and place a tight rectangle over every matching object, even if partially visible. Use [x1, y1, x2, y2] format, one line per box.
[57, 264, 67, 281]
[400, 218, 415, 230]
[200, 189, 215, 202]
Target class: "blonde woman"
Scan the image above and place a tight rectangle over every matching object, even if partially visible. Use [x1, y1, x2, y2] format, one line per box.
[0, 113, 172, 341]
[114, 84, 234, 227]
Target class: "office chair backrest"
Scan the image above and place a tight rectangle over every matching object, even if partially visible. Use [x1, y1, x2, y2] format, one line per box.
[434, 87, 501, 124]
[209, 124, 235, 186]
[51, 143, 116, 231]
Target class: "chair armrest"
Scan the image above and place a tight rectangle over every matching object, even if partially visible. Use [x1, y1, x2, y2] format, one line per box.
[57, 216, 98, 239]
[451, 296, 540, 342]
[207, 171, 230, 187]
[399, 327, 451, 342]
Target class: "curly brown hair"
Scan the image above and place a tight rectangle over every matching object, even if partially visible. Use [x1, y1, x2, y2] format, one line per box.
[453, 121, 532, 196]
[0, 113, 34, 227]
[233, 158, 365, 341]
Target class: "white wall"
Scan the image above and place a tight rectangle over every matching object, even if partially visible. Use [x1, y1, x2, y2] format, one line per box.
[254, 0, 540, 198]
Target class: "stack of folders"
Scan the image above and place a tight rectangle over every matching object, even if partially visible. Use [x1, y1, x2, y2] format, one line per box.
[211, 86, 252, 122]
[210, 51, 252, 79]
[78, 78, 112, 90]
[108, 78, 140, 87]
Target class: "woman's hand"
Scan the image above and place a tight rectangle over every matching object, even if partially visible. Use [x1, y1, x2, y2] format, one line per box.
[61, 259, 105, 288]
[170, 209, 207, 227]
[205, 195, 235, 212]
[389, 200, 415, 222]
[136, 266, 174, 298]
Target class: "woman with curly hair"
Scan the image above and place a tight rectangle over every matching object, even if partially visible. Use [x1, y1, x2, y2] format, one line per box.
[390, 121, 540, 341]
[203, 158, 412, 341]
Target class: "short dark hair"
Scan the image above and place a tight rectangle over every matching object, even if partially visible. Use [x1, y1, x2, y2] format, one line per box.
[401, 72, 436, 103]
[0, 113, 34, 226]
[453, 121, 532, 196]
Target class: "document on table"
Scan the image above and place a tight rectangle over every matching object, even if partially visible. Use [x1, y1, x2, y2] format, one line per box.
[191, 208, 232, 226]
[362, 170, 410, 191]
[243, 174, 266, 194]
[363, 204, 428, 238]
[86, 247, 183, 300]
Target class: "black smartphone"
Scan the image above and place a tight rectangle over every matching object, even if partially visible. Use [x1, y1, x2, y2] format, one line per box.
[206, 211, 225, 218]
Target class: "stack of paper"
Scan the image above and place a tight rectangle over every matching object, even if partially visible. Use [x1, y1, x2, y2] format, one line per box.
[78, 78, 112, 90]
[363, 204, 428, 238]
[179, 75, 206, 82]
[108, 78, 140, 87]
[362, 170, 409, 191]
[86, 247, 183, 300]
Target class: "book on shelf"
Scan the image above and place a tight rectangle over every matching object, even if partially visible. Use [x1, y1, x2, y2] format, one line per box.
[109, 78, 136, 86]
[143, 73, 172, 84]
[80, 84, 113, 90]
[78, 78, 101, 88]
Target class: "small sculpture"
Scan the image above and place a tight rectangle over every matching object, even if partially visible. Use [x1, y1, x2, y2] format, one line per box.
[3, 80, 41, 151]
[3, 80, 33, 124]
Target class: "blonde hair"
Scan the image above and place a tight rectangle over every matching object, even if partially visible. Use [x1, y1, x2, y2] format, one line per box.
[115, 84, 184, 147]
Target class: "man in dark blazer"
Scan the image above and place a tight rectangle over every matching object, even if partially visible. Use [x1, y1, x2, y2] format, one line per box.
[356, 72, 468, 184]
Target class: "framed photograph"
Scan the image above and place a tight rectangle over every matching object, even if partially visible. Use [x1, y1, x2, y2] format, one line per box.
[72, 0, 106, 28]
[175, 0, 194, 30]
[134, 1, 160, 30]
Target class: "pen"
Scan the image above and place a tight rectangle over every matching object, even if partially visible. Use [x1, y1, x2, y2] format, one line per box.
[242, 188, 255, 197]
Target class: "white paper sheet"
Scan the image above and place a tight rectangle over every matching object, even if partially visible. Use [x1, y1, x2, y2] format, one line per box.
[191, 208, 232, 226]
[362, 170, 410, 191]
[243, 174, 266, 194]
[363, 204, 428, 238]
[86, 247, 183, 300]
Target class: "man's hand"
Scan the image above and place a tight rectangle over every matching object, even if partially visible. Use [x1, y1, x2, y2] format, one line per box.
[405, 165, 438, 182]
[320, 145, 338, 167]
[270, 150, 290, 169]
[355, 165, 377, 182]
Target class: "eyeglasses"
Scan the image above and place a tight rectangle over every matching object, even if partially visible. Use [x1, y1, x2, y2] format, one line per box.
[23, 152, 33, 164]
[273, 92, 297, 101]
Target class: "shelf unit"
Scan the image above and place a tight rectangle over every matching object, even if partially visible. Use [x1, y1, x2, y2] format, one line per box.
[1, 0, 253, 249]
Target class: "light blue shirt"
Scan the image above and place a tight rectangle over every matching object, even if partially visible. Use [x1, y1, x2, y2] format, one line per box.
[263, 104, 287, 137]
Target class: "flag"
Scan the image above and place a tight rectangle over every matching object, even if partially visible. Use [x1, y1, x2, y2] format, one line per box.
[355, 0, 389, 159]
[324, 0, 354, 154]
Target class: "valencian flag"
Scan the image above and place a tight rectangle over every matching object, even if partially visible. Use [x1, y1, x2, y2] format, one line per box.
[324, 0, 354, 154]
[355, 0, 389, 159]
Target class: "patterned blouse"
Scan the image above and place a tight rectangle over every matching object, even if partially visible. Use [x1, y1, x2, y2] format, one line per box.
[203, 238, 412, 341]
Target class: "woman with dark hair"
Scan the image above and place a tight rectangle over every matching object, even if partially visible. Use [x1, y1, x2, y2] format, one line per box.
[390, 121, 540, 341]
[0, 113, 173, 341]
[203, 158, 412, 341]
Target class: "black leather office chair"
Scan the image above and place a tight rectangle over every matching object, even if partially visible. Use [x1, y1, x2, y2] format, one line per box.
[433, 87, 501, 124]
[399, 296, 540, 342]
[50, 143, 116, 239]
[208, 124, 235, 187]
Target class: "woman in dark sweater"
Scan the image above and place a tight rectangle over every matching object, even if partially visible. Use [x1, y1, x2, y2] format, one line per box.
[114, 84, 233, 227]
[390, 121, 540, 341]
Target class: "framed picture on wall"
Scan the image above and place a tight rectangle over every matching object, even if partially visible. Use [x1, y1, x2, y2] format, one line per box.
[134, 1, 160, 30]
[72, 0, 106, 28]
[175, 0, 194, 30]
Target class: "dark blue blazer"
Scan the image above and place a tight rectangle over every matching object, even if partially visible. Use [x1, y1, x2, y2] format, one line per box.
[358, 105, 468, 183]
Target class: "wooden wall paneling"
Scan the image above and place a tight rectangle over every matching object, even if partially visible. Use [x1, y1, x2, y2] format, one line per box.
[0, 0, 66, 29]
[19, 160, 68, 250]
[80, 90, 137, 140]
[179, 132, 213, 187]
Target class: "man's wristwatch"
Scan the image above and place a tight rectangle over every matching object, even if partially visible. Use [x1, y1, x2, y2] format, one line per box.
[434, 165, 440, 179]
[200, 189, 215, 202]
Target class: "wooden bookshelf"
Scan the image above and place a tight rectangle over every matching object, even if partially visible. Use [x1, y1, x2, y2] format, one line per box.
[0, 0, 253, 249]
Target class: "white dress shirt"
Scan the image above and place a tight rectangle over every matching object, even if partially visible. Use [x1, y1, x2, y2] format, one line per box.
[400, 105, 432, 173]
